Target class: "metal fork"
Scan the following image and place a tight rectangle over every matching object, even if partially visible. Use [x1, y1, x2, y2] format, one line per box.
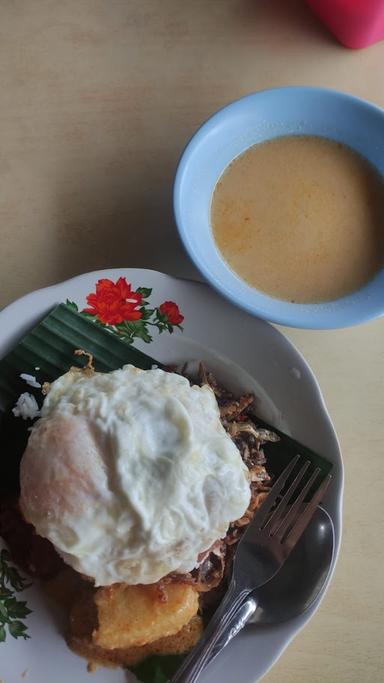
[170, 455, 332, 683]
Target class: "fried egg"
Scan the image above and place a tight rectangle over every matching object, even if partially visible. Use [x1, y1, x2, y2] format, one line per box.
[20, 365, 251, 586]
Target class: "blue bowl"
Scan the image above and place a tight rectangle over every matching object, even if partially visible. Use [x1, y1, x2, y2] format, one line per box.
[173, 87, 384, 329]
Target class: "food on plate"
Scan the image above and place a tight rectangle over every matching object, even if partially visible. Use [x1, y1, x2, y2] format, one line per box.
[5, 356, 275, 672]
[92, 582, 199, 649]
[19, 365, 251, 586]
[211, 135, 384, 303]
[69, 582, 204, 667]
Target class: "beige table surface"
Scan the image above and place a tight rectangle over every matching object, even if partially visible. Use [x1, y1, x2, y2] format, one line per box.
[1, 1, 383, 682]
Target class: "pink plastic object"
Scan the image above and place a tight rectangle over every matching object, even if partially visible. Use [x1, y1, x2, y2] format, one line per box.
[306, 0, 384, 49]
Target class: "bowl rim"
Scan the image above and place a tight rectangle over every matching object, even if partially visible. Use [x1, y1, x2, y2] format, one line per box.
[173, 85, 384, 329]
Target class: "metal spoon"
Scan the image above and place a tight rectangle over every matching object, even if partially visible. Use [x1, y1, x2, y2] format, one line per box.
[249, 505, 335, 625]
[193, 506, 334, 677]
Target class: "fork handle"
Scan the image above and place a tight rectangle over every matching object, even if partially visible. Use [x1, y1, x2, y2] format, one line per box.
[169, 588, 257, 683]
[200, 595, 257, 668]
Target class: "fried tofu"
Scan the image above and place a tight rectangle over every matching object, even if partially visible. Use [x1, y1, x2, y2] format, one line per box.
[68, 612, 203, 668]
[94, 582, 199, 649]
[67, 582, 202, 668]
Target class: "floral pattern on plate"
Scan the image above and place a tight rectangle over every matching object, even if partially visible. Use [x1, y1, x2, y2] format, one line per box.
[66, 276, 184, 345]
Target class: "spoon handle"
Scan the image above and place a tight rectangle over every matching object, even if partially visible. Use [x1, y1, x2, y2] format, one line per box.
[170, 590, 257, 683]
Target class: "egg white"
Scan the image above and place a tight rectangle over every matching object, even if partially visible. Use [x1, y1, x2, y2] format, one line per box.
[20, 365, 251, 586]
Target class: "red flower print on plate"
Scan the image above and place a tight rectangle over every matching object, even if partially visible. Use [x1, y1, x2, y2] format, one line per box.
[66, 278, 184, 345]
[159, 301, 184, 326]
[83, 277, 143, 325]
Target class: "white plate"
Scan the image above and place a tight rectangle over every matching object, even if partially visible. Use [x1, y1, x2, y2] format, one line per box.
[0, 268, 343, 683]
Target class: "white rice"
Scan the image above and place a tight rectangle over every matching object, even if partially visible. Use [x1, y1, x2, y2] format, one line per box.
[12, 393, 41, 420]
[20, 373, 41, 389]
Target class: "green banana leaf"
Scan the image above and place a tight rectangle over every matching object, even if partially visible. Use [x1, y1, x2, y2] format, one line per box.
[0, 303, 332, 496]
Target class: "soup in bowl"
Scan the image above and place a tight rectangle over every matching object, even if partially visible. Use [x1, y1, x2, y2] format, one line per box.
[173, 87, 384, 329]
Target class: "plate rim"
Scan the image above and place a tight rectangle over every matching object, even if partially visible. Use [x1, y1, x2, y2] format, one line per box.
[0, 267, 344, 683]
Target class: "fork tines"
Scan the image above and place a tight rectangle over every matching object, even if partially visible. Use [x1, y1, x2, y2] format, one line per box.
[254, 455, 332, 545]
